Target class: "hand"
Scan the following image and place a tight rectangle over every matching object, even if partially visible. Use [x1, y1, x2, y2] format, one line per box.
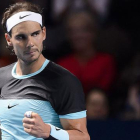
[22, 111, 51, 138]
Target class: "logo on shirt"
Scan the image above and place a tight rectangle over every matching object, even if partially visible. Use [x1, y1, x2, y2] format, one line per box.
[55, 127, 61, 131]
[19, 14, 31, 19]
[8, 104, 18, 109]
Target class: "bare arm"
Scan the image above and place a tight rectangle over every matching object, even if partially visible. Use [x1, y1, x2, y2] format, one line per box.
[23, 112, 90, 140]
[60, 117, 90, 140]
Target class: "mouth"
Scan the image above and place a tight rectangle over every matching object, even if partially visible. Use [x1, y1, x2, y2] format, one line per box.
[24, 50, 37, 55]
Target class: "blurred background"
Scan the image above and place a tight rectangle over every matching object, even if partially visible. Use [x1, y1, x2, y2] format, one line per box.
[0, 0, 140, 139]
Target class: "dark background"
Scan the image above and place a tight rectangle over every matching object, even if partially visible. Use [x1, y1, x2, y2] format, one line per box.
[0, 0, 140, 140]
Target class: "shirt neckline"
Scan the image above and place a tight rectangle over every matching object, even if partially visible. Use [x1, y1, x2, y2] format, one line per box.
[11, 59, 50, 79]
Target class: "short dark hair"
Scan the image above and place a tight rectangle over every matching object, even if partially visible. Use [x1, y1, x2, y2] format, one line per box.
[1, 1, 44, 33]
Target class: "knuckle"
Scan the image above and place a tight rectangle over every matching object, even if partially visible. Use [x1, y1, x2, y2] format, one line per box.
[31, 119, 36, 125]
[28, 128, 32, 133]
[30, 126, 33, 130]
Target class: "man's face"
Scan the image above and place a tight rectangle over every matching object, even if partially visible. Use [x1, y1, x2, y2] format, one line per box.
[86, 91, 109, 119]
[5, 21, 46, 64]
[67, 20, 95, 52]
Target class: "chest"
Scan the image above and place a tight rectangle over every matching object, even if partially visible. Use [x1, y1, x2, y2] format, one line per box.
[0, 77, 56, 100]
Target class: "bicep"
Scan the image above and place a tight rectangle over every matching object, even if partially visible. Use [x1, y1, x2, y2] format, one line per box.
[60, 117, 88, 133]
[60, 118, 90, 140]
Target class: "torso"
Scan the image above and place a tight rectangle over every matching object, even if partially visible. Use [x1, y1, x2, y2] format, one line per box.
[0, 60, 86, 139]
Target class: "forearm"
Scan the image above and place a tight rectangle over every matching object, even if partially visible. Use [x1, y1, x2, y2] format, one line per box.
[47, 124, 90, 140]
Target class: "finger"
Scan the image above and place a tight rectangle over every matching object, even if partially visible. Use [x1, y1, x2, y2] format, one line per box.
[24, 125, 38, 135]
[24, 127, 32, 133]
[24, 128, 41, 138]
[23, 123, 33, 129]
[30, 112, 38, 118]
[22, 117, 34, 124]
[24, 127, 39, 137]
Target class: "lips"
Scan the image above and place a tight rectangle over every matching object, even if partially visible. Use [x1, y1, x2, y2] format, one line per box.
[24, 50, 37, 54]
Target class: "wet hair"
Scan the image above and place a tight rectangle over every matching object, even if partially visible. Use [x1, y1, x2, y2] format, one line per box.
[1, 1, 44, 34]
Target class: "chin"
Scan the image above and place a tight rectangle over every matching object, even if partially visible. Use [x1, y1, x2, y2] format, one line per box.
[23, 57, 39, 64]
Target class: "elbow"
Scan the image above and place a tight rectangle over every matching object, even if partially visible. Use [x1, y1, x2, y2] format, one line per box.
[84, 133, 90, 140]
[87, 134, 90, 140]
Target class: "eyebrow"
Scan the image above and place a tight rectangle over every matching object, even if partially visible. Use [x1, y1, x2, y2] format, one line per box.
[31, 30, 41, 36]
[15, 30, 42, 36]
[15, 33, 26, 38]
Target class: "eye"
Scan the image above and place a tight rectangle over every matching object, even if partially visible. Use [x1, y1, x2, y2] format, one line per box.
[15, 34, 26, 40]
[32, 32, 39, 37]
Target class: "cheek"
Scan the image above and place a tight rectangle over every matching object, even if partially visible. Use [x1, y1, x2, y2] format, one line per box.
[13, 43, 23, 54]
[34, 36, 44, 44]
[13, 46, 20, 55]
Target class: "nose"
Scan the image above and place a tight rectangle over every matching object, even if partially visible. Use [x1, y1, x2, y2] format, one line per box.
[26, 36, 34, 48]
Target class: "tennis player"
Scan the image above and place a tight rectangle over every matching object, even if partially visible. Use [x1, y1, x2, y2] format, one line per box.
[0, 1, 90, 140]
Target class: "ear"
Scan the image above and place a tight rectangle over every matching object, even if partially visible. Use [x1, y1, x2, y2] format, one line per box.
[5, 33, 13, 46]
[42, 26, 46, 41]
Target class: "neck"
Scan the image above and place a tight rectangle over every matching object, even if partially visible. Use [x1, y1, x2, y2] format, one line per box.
[16, 55, 46, 75]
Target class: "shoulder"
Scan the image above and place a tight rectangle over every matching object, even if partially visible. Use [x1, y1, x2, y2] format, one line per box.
[46, 61, 83, 93]
[0, 63, 15, 87]
[44, 61, 86, 115]
[47, 61, 81, 87]
[46, 61, 77, 78]
[0, 63, 15, 74]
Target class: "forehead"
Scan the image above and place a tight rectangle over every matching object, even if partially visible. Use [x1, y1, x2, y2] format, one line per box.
[11, 21, 41, 35]
[89, 92, 106, 101]
[68, 14, 93, 26]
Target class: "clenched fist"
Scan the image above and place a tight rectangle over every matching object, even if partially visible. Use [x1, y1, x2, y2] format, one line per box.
[23, 111, 51, 139]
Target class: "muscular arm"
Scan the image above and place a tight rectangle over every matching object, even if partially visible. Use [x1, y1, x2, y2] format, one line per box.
[23, 112, 90, 140]
[60, 118, 90, 140]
